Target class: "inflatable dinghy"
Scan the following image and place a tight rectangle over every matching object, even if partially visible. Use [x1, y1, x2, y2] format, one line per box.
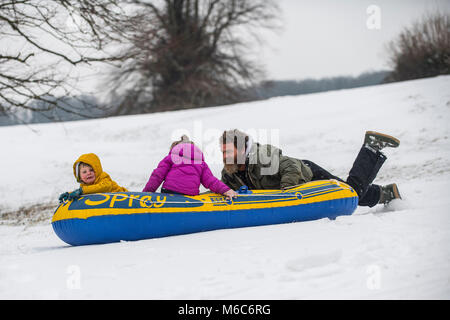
[52, 180, 358, 246]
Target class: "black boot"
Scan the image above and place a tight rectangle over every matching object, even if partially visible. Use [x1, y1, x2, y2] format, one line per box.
[379, 183, 402, 204]
[364, 131, 400, 153]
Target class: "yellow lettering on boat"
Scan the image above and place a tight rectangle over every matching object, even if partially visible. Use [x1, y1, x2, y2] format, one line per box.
[153, 196, 166, 208]
[85, 194, 110, 206]
[128, 194, 141, 207]
[140, 196, 153, 208]
[110, 194, 128, 208]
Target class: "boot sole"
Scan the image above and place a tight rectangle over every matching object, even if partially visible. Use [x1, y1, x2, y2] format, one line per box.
[365, 131, 400, 147]
[391, 183, 402, 200]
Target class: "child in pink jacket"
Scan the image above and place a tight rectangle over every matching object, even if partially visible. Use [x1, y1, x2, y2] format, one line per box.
[143, 136, 238, 200]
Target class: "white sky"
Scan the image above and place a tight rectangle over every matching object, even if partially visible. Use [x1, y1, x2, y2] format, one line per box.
[260, 0, 450, 80]
[3, 0, 448, 97]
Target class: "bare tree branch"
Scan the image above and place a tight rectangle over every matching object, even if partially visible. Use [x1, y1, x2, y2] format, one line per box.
[385, 11, 449, 82]
[0, 0, 140, 122]
[106, 0, 280, 114]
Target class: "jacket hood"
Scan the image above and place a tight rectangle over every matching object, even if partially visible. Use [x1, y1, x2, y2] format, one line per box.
[169, 143, 204, 164]
[73, 153, 103, 183]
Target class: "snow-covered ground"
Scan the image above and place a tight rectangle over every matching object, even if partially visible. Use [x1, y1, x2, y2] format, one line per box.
[1, 76, 449, 299]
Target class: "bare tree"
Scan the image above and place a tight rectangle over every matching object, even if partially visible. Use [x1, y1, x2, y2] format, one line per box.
[0, 0, 133, 121]
[385, 11, 450, 82]
[107, 0, 280, 114]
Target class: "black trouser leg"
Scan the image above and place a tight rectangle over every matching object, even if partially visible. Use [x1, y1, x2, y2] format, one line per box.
[346, 146, 386, 207]
[357, 184, 381, 207]
[301, 160, 344, 182]
[302, 146, 386, 208]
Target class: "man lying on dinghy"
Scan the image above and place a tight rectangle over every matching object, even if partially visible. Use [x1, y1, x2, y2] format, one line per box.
[220, 129, 401, 207]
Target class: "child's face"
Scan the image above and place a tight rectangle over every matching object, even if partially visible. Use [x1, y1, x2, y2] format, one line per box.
[79, 165, 96, 184]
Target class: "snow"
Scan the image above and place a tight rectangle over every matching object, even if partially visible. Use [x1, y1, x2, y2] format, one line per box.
[1, 75, 450, 299]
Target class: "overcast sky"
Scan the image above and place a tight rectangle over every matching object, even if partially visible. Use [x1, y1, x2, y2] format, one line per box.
[260, 0, 450, 80]
[17, 0, 449, 95]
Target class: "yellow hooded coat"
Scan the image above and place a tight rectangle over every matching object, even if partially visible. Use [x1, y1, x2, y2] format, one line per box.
[73, 153, 127, 194]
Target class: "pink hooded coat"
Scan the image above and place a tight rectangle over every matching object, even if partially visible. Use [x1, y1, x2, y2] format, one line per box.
[142, 143, 231, 196]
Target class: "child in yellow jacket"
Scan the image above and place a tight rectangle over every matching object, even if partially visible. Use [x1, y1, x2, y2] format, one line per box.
[59, 153, 127, 202]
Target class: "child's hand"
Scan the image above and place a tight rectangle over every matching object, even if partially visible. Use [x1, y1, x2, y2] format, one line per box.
[223, 189, 238, 201]
[58, 192, 69, 203]
[67, 188, 83, 201]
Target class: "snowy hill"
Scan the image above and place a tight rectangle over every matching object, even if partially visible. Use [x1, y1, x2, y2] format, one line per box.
[0, 76, 449, 299]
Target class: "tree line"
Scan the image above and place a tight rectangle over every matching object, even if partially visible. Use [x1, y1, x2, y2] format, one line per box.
[250, 71, 390, 100]
[0, 70, 391, 126]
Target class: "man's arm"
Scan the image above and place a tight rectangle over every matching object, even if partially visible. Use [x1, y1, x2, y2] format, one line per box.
[279, 156, 312, 189]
